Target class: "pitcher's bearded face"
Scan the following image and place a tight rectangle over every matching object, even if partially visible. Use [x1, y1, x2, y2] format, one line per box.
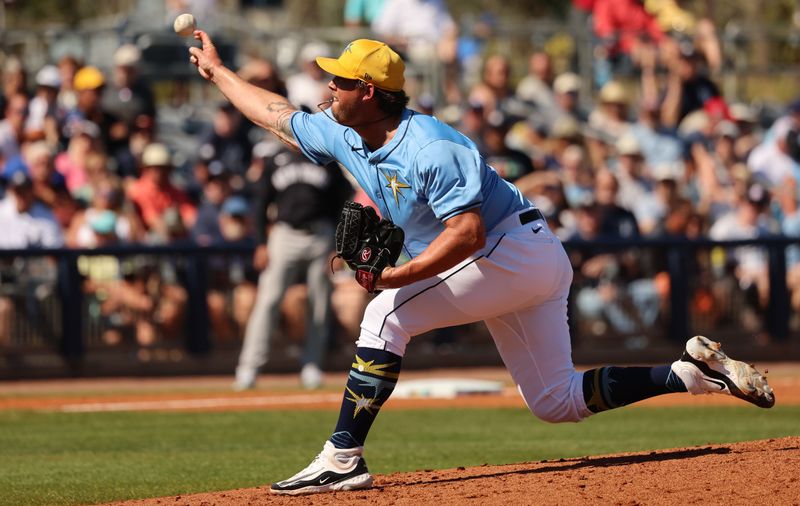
[328, 76, 365, 125]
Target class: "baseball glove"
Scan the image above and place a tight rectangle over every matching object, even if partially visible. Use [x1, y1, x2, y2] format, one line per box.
[334, 201, 405, 293]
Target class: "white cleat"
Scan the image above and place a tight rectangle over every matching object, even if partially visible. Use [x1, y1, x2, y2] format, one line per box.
[270, 441, 374, 495]
[671, 335, 775, 408]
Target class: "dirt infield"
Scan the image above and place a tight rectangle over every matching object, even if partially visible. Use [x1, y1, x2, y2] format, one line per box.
[108, 436, 800, 505]
[2, 365, 800, 411]
[2, 367, 799, 505]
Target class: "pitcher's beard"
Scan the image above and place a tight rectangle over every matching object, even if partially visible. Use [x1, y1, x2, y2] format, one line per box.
[317, 98, 395, 128]
[318, 98, 355, 126]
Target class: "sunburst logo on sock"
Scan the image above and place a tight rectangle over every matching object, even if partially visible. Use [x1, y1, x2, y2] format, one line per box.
[352, 355, 400, 379]
[345, 386, 380, 418]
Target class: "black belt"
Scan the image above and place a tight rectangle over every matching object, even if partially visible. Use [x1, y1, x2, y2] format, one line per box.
[519, 208, 545, 225]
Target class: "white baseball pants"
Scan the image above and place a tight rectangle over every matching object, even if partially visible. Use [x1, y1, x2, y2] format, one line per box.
[357, 210, 592, 423]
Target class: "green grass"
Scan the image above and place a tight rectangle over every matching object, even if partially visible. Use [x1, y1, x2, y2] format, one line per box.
[1, 406, 798, 506]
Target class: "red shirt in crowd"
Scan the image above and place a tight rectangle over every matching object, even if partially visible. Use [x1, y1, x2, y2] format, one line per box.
[126, 177, 197, 231]
[592, 0, 665, 55]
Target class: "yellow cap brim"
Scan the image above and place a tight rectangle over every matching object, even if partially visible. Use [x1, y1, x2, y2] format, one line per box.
[316, 57, 359, 81]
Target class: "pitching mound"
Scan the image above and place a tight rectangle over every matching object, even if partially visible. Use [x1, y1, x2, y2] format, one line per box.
[111, 436, 800, 505]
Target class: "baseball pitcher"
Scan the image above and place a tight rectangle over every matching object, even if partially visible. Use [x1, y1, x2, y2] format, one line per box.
[188, 32, 774, 495]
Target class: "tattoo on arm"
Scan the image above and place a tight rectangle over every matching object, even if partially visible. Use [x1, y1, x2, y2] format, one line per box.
[265, 100, 298, 149]
[266, 101, 293, 114]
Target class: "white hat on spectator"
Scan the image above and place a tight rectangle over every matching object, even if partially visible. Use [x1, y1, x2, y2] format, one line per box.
[598, 80, 628, 104]
[615, 134, 642, 156]
[678, 110, 709, 136]
[553, 72, 581, 95]
[729, 102, 757, 124]
[35, 65, 61, 88]
[714, 120, 740, 139]
[550, 116, 581, 139]
[300, 41, 331, 63]
[113, 44, 142, 67]
[652, 162, 681, 182]
[142, 143, 171, 167]
[67, 119, 101, 139]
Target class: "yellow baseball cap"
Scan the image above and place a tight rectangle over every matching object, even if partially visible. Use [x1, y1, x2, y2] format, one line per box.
[316, 39, 405, 92]
[73, 66, 105, 91]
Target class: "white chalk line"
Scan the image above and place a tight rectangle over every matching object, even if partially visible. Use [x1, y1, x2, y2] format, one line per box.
[59, 393, 344, 413]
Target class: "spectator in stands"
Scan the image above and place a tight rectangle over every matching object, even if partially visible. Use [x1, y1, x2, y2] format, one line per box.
[372, 0, 456, 53]
[570, 182, 656, 341]
[628, 98, 683, 169]
[198, 102, 253, 185]
[747, 116, 797, 189]
[515, 51, 554, 111]
[56, 55, 81, 112]
[0, 93, 29, 164]
[115, 114, 157, 180]
[2, 57, 28, 103]
[17, 140, 66, 209]
[201, 194, 258, 342]
[587, 80, 632, 145]
[691, 120, 744, 220]
[101, 44, 156, 133]
[709, 182, 774, 334]
[373, 0, 459, 105]
[481, 112, 533, 183]
[594, 169, 640, 239]
[344, 0, 387, 28]
[0, 170, 62, 346]
[646, 3, 722, 74]
[633, 165, 682, 236]
[661, 43, 720, 128]
[469, 54, 514, 119]
[455, 100, 487, 152]
[550, 115, 584, 151]
[54, 120, 102, 195]
[238, 58, 288, 102]
[127, 142, 196, 243]
[0, 171, 63, 248]
[612, 134, 653, 213]
[551, 72, 587, 124]
[76, 209, 129, 346]
[50, 185, 80, 233]
[24, 65, 64, 149]
[560, 144, 595, 209]
[286, 42, 333, 113]
[66, 66, 126, 156]
[68, 178, 142, 247]
[778, 179, 800, 318]
[590, 0, 665, 86]
[728, 102, 761, 160]
[191, 161, 232, 246]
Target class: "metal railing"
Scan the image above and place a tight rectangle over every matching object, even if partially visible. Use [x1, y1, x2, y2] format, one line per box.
[1, 236, 799, 379]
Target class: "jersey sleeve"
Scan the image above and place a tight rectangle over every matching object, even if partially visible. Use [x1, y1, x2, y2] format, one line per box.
[414, 140, 483, 221]
[289, 111, 338, 166]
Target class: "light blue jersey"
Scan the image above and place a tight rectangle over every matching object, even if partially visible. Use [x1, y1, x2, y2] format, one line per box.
[290, 109, 531, 257]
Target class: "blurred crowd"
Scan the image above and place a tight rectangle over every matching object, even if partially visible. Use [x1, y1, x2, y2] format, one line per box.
[2, 0, 800, 350]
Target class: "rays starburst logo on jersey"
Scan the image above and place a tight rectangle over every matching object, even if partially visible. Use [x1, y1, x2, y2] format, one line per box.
[382, 171, 410, 206]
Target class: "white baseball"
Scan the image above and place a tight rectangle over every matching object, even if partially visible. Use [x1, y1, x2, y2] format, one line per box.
[173, 13, 196, 37]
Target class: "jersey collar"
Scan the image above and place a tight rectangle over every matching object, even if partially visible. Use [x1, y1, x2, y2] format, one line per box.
[367, 108, 414, 164]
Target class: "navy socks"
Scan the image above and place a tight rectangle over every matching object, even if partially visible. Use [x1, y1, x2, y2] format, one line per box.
[582, 365, 687, 413]
[330, 347, 402, 448]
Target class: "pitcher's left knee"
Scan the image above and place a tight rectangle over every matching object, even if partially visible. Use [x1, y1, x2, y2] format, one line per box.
[524, 373, 593, 423]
